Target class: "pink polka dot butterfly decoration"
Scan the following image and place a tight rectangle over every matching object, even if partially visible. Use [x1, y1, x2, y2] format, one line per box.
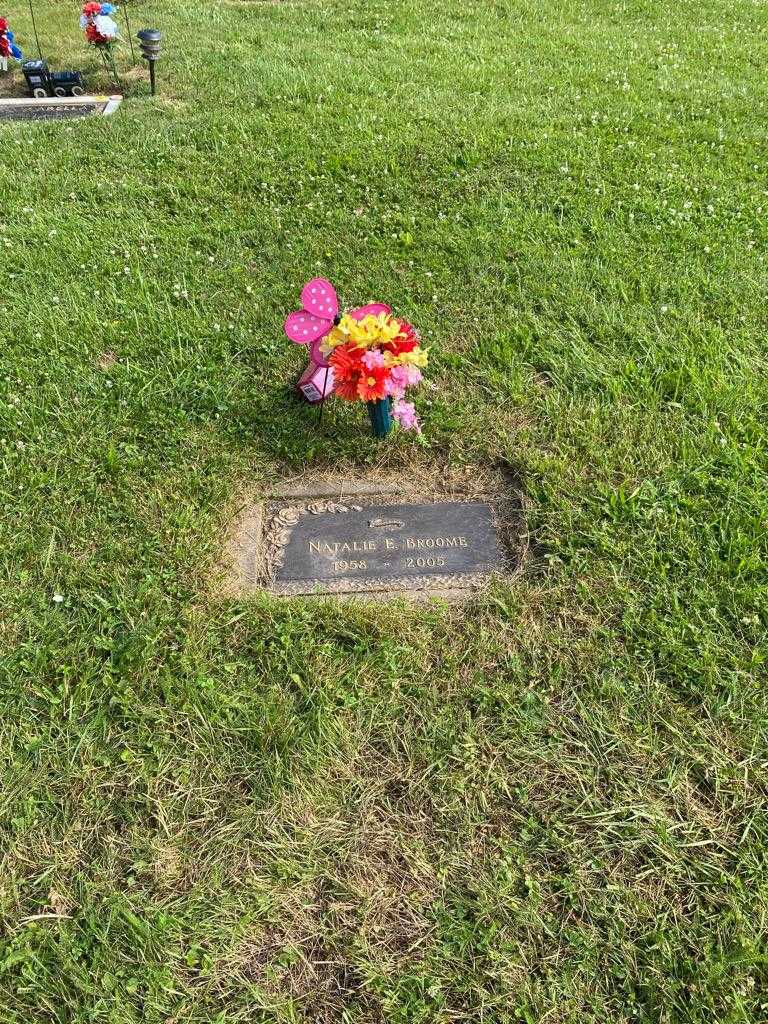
[284, 278, 428, 437]
[284, 278, 390, 367]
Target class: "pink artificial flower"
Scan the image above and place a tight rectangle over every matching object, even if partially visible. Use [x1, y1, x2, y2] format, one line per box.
[385, 376, 405, 399]
[388, 365, 408, 392]
[361, 349, 385, 370]
[393, 399, 421, 432]
[386, 363, 423, 399]
[401, 364, 423, 386]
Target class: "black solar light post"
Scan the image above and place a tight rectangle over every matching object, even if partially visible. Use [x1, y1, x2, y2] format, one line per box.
[137, 28, 161, 95]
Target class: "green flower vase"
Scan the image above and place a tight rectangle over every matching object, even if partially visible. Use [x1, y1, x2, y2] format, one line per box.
[367, 398, 392, 438]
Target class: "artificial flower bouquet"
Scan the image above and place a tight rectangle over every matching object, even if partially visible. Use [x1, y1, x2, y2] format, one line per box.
[285, 278, 427, 437]
[80, 2, 120, 82]
[323, 312, 426, 433]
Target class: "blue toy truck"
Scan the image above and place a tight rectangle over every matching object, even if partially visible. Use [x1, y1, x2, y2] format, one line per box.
[22, 60, 85, 99]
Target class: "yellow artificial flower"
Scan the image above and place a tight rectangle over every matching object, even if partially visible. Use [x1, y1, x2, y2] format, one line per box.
[320, 325, 348, 354]
[378, 315, 403, 343]
[319, 311, 405, 356]
[383, 345, 429, 369]
[399, 346, 429, 368]
[346, 317, 375, 347]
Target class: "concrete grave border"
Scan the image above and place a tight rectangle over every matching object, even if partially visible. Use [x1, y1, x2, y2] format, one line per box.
[0, 94, 122, 120]
[222, 467, 527, 601]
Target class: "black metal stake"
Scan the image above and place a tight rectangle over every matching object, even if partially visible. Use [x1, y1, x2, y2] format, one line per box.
[318, 366, 330, 424]
[28, 0, 42, 58]
[123, 4, 136, 64]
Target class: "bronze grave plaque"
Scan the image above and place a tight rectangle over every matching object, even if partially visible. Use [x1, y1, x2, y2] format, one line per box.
[260, 499, 512, 596]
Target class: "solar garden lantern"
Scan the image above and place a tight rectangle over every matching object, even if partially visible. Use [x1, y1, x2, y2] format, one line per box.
[137, 28, 161, 95]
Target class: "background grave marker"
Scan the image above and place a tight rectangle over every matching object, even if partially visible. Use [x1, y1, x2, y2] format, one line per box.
[0, 94, 121, 119]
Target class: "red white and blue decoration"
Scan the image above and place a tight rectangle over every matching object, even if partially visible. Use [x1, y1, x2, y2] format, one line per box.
[0, 17, 22, 72]
[80, 2, 119, 45]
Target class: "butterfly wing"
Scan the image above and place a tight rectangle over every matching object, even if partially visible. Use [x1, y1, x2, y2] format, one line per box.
[350, 302, 391, 321]
[285, 310, 332, 346]
[301, 278, 339, 321]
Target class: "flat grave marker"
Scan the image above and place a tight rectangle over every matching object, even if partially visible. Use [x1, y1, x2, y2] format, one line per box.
[251, 494, 519, 598]
[274, 500, 503, 585]
[222, 469, 524, 600]
[0, 96, 122, 121]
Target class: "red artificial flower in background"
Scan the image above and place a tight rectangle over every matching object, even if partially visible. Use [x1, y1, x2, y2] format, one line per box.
[356, 364, 389, 401]
[381, 319, 420, 357]
[85, 23, 108, 44]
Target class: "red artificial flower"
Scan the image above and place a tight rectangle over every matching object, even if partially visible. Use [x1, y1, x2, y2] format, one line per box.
[0, 18, 8, 32]
[329, 344, 364, 400]
[82, 2, 102, 15]
[328, 343, 363, 382]
[381, 319, 420, 357]
[335, 377, 361, 401]
[85, 22, 109, 45]
[357, 365, 388, 401]
[397, 321, 420, 347]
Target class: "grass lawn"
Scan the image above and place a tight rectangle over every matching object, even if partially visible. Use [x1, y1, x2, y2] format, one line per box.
[1, 0, 767, 1020]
